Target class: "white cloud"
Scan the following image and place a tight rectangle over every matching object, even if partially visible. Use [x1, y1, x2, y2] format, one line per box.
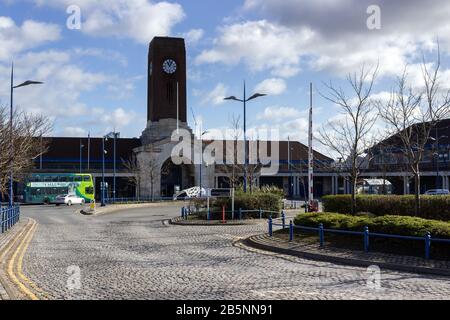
[0, 16, 60, 61]
[100, 107, 137, 128]
[63, 126, 88, 137]
[33, 0, 185, 44]
[183, 28, 204, 45]
[201, 83, 228, 106]
[197, 0, 450, 79]
[256, 106, 304, 122]
[196, 20, 312, 77]
[254, 78, 286, 95]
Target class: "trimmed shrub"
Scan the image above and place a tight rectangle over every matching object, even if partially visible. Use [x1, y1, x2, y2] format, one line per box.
[322, 195, 450, 221]
[294, 212, 450, 239]
[212, 188, 283, 218]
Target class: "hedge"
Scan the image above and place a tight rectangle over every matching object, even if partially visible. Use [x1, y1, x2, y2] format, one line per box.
[212, 189, 283, 218]
[294, 212, 450, 239]
[322, 195, 450, 221]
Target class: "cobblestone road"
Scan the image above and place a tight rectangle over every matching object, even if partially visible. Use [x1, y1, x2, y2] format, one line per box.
[21, 205, 450, 300]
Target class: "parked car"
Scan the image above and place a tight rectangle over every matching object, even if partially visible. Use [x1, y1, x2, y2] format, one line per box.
[424, 189, 450, 195]
[54, 194, 85, 206]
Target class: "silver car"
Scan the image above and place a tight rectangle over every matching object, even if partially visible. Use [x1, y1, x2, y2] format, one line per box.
[54, 194, 85, 206]
[424, 189, 450, 195]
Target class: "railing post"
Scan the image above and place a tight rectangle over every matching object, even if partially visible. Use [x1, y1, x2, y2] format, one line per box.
[239, 208, 242, 220]
[319, 223, 324, 247]
[7, 208, 10, 230]
[259, 208, 262, 219]
[364, 226, 370, 252]
[268, 216, 273, 237]
[181, 207, 184, 218]
[425, 232, 431, 260]
[281, 211, 286, 229]
[222, 205, 225, 224]
[1, 208, 4, 233]
[289, 220, 294, 242]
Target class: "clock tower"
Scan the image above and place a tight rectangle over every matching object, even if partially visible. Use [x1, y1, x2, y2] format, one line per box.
[147, 36, 187, 123]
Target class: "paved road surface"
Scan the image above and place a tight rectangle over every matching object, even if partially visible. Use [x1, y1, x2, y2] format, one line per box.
[20, 204, 450, 300]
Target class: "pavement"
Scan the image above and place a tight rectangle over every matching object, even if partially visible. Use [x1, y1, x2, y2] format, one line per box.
[0, 203, 446, 300]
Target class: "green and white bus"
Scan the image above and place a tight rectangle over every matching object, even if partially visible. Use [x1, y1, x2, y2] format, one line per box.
[23, 173, 95, 204]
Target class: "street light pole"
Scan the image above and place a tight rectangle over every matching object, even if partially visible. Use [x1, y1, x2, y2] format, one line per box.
[224, 82, 267, 193]
[113, 131, 116, 202]
[101, 137, 106, 207]
[243, 81, 247, 193]
[199, 130, 208, 196]
[9, 62, 43, 207]
[80, 139, 84, 173]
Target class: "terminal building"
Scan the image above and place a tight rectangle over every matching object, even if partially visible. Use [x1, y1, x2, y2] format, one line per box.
[16, 37, 450, 202]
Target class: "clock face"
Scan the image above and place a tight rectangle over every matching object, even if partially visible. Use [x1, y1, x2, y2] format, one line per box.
[163, 59, 177, 74]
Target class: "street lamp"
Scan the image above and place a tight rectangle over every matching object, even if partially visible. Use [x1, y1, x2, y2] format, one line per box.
[199, 130, 208, 196]
[9, 63, 43, 207]
[105, 131, 120, 202]
[288, 136, 294, 200]
[224, 81, 267, 192]
[430, 134, 449, 189]
[80, 140, 84, 173]
[101, 136, 108, 207]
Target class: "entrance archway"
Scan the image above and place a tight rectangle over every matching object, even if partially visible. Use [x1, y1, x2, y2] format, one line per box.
[160, 159, 194, 197]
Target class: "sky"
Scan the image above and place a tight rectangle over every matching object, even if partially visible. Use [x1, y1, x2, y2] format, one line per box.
[1, 0, 450, 157]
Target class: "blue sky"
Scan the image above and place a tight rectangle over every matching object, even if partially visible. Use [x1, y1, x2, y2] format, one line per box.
[1, 0, 450, 154]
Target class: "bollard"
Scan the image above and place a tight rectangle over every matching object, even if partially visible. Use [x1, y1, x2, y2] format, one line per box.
[281, 211, 286, 229]
[319, 223, 324, 247]
[239, 208, 242, 220]
[207, 208, 211, 221]
[259, 208, 262, 219]
[222, 206, 226, 224]
[364, 226, 370, 252]
[425, 232, 431, 260]
[268, 216, 273, 237]
[289, 220, 294, 242]
[181, 207, 185, 218]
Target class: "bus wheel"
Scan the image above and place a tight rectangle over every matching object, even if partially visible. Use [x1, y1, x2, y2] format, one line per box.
[44, 198, 50, 205]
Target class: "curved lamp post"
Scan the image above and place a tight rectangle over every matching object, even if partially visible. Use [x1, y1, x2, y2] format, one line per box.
[9, 63, 43, 207]
[224, 81, 267, 192]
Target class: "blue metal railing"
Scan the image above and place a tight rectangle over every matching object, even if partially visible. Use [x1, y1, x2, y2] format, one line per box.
[180, 207, 283, 222]
[268, 212, 450, 260]
[1, 205, 20, 234]
[104, 197, 182, 204]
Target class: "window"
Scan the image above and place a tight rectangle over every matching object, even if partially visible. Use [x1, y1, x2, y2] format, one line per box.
[83, 176, 91, 182]
[85, 187, 94, 195]
[166, 81, 174, 104]
[59, 176, 69, 182]
[74, 176, 82, 182]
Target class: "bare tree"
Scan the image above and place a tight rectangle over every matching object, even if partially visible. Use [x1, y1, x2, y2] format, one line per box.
[319, 65, 379, 214]
[146, 155, 163, 201]
[122, 152, 142, 200]
[0, 106, 52, 198]
[377, 47, 450, 215]
[220, 114, 244, 189]
[122, 150, 163, 201]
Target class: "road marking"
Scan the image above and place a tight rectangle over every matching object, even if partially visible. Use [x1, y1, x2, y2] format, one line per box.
[16, 222, 49, 299]
[0, 219, 33, 262]
[7, 220, 39, 300]
[4, 219, 47, 300]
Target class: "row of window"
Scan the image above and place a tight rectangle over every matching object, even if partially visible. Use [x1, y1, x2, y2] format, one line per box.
[28, 175, 92, 183]
[28, 186, 94, 196]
